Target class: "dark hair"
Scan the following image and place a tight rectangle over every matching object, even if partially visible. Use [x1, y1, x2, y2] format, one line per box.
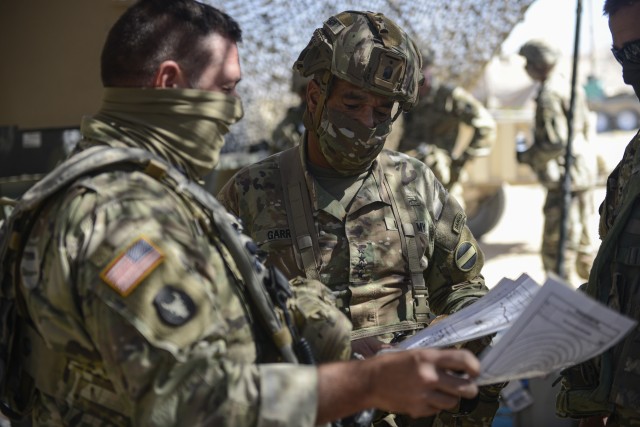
[603, 0, 640, 16]
[101, 0, 242, 87]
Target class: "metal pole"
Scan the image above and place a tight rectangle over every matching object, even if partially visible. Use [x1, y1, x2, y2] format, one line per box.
[557, 0, 583, 278]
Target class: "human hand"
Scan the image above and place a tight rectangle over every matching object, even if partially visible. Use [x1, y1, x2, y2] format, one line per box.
[366, 348, 479, 418]
[316, 348, 479, 424]
[351, 336, 392, 359]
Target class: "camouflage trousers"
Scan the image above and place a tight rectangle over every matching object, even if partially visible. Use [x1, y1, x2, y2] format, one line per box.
[541, 188, 595, 285]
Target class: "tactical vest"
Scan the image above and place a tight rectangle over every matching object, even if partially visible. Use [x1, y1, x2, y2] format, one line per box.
[0, 146, 300, 421]
[277, 148, 460, 340]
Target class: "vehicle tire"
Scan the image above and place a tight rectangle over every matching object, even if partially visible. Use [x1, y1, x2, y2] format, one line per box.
[467, 183, 507, 240]
[615, 109, 639, 131]
[595, 112, 612, 133]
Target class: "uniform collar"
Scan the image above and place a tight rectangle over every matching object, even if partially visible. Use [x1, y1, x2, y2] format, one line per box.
[299, 136, 389, 219]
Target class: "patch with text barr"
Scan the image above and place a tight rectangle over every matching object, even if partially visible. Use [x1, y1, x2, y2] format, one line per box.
[100, 237, 164, 297]
[454, 241, 478, 272]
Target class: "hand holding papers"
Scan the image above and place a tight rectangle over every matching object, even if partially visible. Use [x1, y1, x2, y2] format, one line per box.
[396, 274, 636, 385]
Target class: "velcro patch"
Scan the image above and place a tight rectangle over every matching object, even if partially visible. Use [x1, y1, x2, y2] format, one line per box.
[153, 286, 196, 327]
[265, 228, 291, 241]
[452, 211, 466, 234]
[100, 237, 164, 297]
[455, 241, 478, 272]
[406, 194, 422, 206]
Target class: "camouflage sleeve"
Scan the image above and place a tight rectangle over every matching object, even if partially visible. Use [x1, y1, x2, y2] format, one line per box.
[33, 172, 319, 426]
[533, 86, 568, 154]
[424, 188, 488, 315]
[216, 169, 242, 217]
[603, 198, 640, 410]
[451, 87, 496, 158]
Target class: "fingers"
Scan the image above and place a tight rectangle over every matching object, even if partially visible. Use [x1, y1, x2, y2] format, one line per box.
[429, 348, 481, 378]
[434, 368, 479, 399]
[427, 349, 480, 399]
[351, 336, 388, 358]
[366, 348, 481, 418]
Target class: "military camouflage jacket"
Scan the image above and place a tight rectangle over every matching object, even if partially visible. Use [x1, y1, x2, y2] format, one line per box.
[13, 127, 326, 426]
[398, 80, 496, 159]
[583, 129, 640, 415]
[218, 141, 487, 341]
[519, 71, 597, 191]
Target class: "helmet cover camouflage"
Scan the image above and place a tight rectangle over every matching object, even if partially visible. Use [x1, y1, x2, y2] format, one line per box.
[518, 39, 560, 67]
[293, 10, 424, 112]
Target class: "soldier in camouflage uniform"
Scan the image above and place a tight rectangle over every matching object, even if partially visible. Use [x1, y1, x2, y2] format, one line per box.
[556, 1, 640, 425]
[270, 72, 311, 153]
[0, 1, 483, 426]
[398, 48, 496, 206]
[219, 11, 503, 427]
[517, 39, 598, 286]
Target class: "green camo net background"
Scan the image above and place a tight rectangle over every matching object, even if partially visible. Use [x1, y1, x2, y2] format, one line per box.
[206, 0, 535, 159]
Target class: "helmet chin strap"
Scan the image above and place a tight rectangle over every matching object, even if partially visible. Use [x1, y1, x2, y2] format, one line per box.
[311, 71, 332, 132]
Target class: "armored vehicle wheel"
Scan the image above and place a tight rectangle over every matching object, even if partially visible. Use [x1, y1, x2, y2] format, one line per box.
[465, 183, 507, 240]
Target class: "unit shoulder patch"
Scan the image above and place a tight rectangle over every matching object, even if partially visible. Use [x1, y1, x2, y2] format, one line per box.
[153, 285, 196, 326]
[454, 241, 478, 272]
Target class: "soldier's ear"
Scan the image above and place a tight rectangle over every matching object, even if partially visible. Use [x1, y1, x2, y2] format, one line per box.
[307, 79, 321, 115]
[153, 60, 189, 89]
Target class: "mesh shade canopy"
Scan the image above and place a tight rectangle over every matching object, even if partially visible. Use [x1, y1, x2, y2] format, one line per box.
[206, 0, 536, 157]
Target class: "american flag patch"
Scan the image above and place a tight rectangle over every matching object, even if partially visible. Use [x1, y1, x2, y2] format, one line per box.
[100, 237, 164, 297]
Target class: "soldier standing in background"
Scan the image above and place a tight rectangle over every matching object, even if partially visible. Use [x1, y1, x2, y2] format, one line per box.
[0, 1, 482, 425]
[517, 39, 598, 285]
[556, 0, 640, 425]
[270, 71, 310, 153]
[398, 48, 496, 208]
[219, 10, 503, 427]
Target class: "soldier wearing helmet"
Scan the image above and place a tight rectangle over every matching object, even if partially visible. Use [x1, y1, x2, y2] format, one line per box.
[517, 38, 598, 286]
[269, 71, 311, 153]
[0, 2, 486, 425]
[219, 10, 501, 426]
[398, 46, 497, 210]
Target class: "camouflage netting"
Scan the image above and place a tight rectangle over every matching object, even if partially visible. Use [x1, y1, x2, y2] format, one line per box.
[206, 0, 536, 161]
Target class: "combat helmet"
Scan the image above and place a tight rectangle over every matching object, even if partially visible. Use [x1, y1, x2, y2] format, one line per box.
[519, 39, 560, 68]
[293, 10, 424, 113]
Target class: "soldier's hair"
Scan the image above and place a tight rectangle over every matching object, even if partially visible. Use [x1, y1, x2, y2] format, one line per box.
[101, 0, 242, 87]
[604, 0, 640, 16]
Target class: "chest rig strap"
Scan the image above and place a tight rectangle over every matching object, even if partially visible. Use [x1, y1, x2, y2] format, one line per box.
[278, 146, 322, 280]
[378, 153, 431, 325]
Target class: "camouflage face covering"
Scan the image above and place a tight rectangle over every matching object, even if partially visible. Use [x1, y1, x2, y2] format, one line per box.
[623, 61, 640, 101]
[316, 106, 391, 175]
[82, 88, 244, 180]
